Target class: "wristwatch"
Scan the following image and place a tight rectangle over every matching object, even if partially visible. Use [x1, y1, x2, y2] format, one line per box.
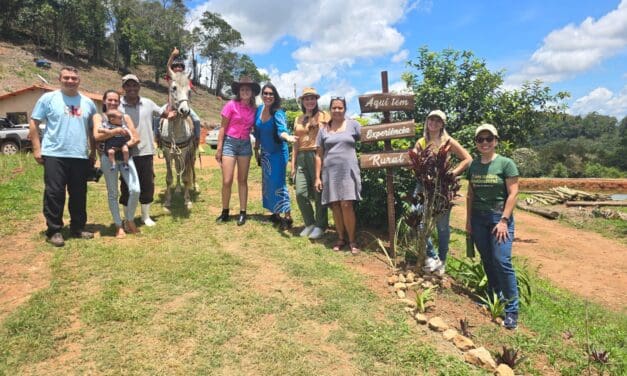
[500, 216, 509, 223]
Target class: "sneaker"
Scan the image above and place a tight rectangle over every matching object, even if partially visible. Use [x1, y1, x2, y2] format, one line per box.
[422, 257, 442, 273]
[300, 225, 315, 237]
[504, 312, 518, 330]
[308, 227, 325, 239]
[435, 264, 446, 276]
[46, 232, 65, 247]
[71, 230, 94, 239]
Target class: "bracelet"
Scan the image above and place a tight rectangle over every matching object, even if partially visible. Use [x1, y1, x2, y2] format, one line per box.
[500, 216, 508, 222]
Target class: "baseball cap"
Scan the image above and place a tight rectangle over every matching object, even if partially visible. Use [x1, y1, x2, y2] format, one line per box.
[475, 123, 499, 137]
[122, 74, 140, 84]
[427, 110, 447, 124]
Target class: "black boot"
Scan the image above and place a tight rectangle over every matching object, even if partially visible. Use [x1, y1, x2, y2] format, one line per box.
[216, 209, 230, 223]
[237, 210, 247, 226]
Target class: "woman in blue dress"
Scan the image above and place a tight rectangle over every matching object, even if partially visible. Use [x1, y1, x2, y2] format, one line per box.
[254, 83, 297, 228]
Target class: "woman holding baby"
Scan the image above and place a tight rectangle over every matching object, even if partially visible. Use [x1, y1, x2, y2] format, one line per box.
[92, 89, 141, 238]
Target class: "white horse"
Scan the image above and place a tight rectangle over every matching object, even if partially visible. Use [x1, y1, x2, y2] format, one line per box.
[159, 70, 196, 210]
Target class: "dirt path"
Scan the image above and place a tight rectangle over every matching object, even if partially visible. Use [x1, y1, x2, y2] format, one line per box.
[0, 217, 52, 321]
[450, 201, 627, 311]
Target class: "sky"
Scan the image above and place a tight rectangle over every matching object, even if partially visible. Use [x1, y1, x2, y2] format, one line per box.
[184, 0, 627, 120]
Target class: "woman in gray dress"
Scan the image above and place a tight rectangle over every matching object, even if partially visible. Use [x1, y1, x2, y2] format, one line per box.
[314, 97, 361, 254]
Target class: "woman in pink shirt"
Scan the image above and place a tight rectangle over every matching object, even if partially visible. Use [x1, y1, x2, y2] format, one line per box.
[215, 76, 260, 225]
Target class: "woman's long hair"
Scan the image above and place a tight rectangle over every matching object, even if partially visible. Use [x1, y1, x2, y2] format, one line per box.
[101, 89, 120, 112]
[261, 83, 282, 115]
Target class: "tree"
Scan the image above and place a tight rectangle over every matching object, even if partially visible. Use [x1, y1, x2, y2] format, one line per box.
[198, 11, 243, 94]
[403, 46, 569, 149]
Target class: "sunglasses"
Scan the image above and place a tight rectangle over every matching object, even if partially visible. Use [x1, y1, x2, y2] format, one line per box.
[475, 136, 495, 143]
[262, 91, 275, 97]
[331, 96, 345, 100]
[171, 64, 185, 69]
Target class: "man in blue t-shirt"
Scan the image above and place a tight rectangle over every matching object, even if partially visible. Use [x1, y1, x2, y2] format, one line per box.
[28, 66, 98, 247]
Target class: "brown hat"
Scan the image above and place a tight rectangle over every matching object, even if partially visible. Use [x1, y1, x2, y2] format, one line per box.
[231, 76, 261, 96]
[122, 74, 140, 84]
[299, 87, 320, 100]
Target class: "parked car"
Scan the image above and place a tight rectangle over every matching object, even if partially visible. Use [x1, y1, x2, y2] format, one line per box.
[0, 117, 31, 155]
[205, 126, 255, 149]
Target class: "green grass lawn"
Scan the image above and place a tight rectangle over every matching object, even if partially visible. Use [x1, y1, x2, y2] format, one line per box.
[0, 153, 624, 375]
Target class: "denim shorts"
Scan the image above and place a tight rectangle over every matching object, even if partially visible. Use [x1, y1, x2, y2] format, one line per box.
[222, 135, 252, 157]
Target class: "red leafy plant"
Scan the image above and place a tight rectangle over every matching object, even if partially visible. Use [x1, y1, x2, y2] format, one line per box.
[404, 140, 461, 266]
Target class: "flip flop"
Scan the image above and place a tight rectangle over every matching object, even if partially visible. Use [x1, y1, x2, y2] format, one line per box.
[350, 242, 360, 255]
[332, 239, 346, 252]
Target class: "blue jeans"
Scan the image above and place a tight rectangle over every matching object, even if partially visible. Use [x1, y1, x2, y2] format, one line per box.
[426, 209, 451, 262]
[471, 210, 519, 313]
[101, 155, 140, 227]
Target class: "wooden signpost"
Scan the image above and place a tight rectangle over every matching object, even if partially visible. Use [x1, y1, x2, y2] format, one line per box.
[358, 72, 415, 257]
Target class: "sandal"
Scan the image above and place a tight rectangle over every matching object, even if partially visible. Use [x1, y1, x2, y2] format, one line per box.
[332, 239, 346, 252]
[350, 242, 360, 255]
[123, 220, 140, 234]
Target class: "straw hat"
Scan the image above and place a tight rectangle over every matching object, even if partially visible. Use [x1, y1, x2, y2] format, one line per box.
[299, 87, 320, 100]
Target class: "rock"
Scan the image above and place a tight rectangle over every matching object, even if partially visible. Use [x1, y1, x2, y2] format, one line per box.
[441, 278, 452, 289]
[404, 307, 414, 314]
[387, 275, 399, 285]
[414, 313, 428, 324]
[423, 275, 434, 282]
[443, 329, 458, 340]
[398, 274, 407, 283]
[396, 290, 406, 299]
[495, 317, 503, 325]
[406, 282, 419, 290]
[393, 282, 407, 291]
[495, 364, 515, 376]
[464, 347, 497, 371]
[400, 298, 417, 308]
[421, 281, 434, 289]
[453, 335, 475, 351]
[406, 271, 416, 283]
[427, 317, 449, 332]
[416, 277, 424, 284]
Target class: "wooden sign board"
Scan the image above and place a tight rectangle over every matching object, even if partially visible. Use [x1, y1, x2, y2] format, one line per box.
[362, 120, 415, 143]
[360, 151, 411, 169]
[358, 94, 414, 113]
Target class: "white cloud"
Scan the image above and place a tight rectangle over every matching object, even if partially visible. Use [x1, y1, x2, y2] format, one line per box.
[506, 1, 627, 85]
[391, 49, 409, 63]
[188, 0, 413, 98]
[570, 86, 627, 119]
[389, 80, 411, 93]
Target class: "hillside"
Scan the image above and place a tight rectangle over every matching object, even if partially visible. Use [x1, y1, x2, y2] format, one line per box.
[0, 41, 223, 124]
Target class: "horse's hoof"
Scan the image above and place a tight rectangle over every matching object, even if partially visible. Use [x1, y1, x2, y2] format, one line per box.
[175, 186, 182, 194]
[185, 202, 193, 210]
[162, 205, 171, 214]
[194, 184, 200, 192]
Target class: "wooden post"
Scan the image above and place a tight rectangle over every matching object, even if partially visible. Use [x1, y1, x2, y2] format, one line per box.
[381, 71, 396, 258]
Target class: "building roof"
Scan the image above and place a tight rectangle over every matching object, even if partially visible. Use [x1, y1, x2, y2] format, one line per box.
[0, 84, 102, 102]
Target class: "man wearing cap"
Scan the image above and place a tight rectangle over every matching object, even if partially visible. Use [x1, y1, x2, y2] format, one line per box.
[120, 74, 162, 226]
[28, 66, 98, 246]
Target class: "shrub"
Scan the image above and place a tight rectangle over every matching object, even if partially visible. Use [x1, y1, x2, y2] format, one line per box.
[583, 162, 625, 178]
[550, 162, 569, 178]
[511, 148, 542, 177]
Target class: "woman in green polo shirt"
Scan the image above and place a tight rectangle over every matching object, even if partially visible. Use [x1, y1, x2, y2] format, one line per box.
[466, 123, 520, 330]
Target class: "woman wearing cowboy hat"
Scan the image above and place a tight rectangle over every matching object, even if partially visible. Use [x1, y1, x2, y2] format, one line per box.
[292, 87, 330, 239]
[215, 76, 260, 225]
